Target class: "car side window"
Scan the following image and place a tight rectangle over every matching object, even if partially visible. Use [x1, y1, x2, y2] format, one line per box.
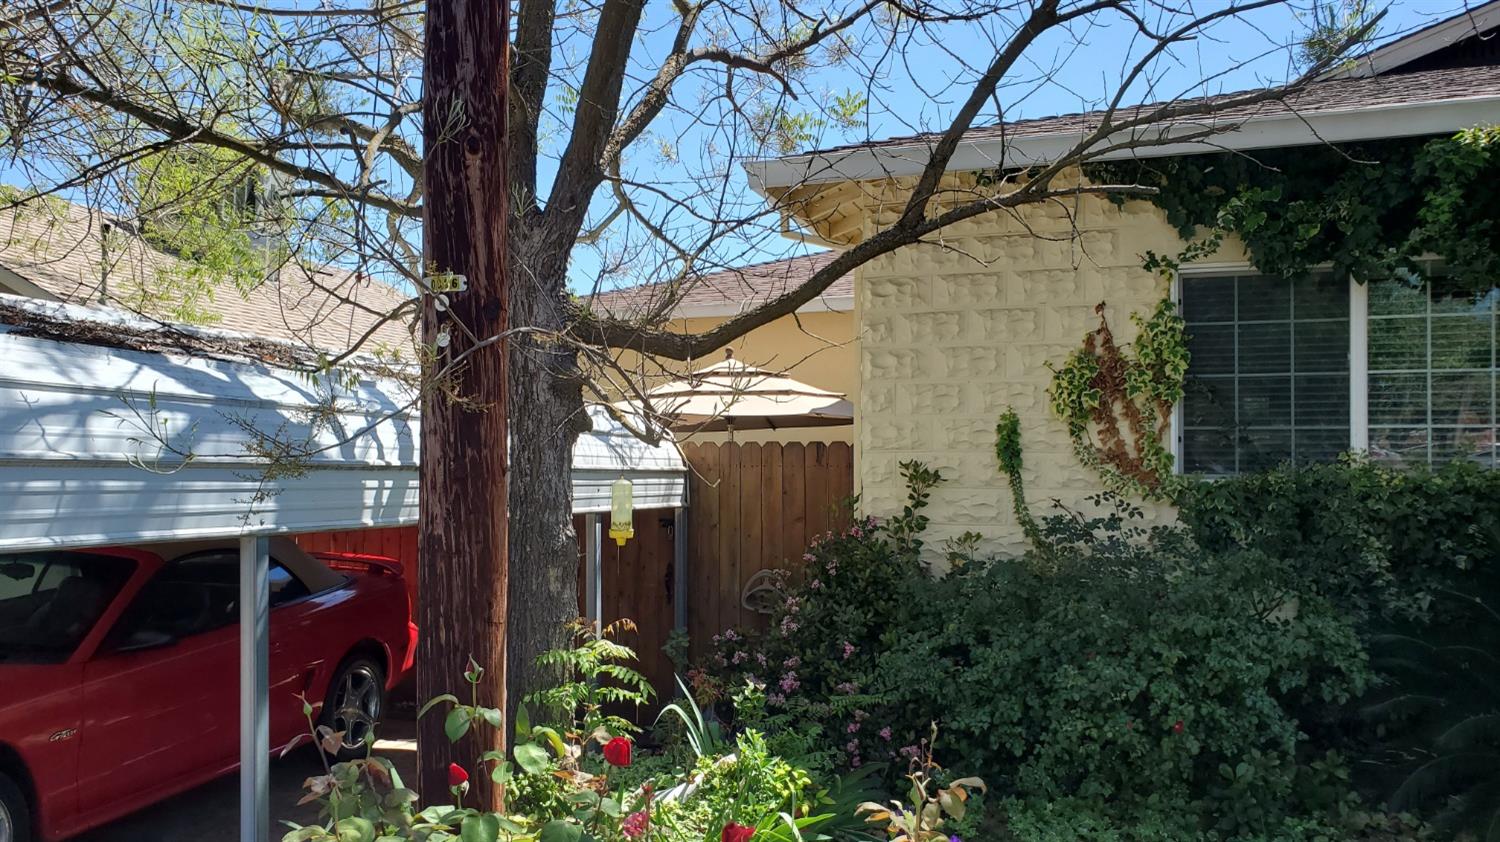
[268, 561, 310, 606]
[109, 551, 313, 648]
[0, 552, 133, 663]
[113, 552, 240, 643]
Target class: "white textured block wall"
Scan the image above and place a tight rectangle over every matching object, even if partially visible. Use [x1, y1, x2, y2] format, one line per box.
[855, 188, 1190, 563]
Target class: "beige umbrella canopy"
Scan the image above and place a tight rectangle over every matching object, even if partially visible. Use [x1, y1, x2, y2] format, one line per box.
[624, 350, 853, 436]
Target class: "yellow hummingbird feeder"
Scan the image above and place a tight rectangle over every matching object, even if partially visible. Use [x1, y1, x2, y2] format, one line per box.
[608, 476, 634, 545]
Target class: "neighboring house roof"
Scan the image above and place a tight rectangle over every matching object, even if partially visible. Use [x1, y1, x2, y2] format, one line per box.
[1323, 0, 1500, 79]
[0, 198, 414, 352]
[591, 252, 853, 319]
[748, 63, 1500, 191]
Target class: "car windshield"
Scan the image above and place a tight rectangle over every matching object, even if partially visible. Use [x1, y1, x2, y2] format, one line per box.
[0, 552, 134, 664]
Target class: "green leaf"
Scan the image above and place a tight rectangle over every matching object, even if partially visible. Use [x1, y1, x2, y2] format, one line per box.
[490, 761, 512, 784]
[537, 820, 583, 842]
[514, 742, 551, 775]
[477, 706, 503, 729]
[334, 817, 376, 842]
[514, 704, 530, 740]
[419, 694, 461, 719]
[459, 814, 500, 842]
[445, 707, 473, 742]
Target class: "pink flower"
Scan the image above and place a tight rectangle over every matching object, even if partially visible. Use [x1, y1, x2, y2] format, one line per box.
[847, 722, 861, 733]
[779, 672, 800, 693]
[1172, 720, 1185, 734]
[802, 553, 815, 562]
[783, 656, 801, 669]
[622, 810, 650, 838]
[841, 642, 856, 659]
[767, 693, 786, 706]
[731, 650, 747, 664]
[879, 727, 893, 741]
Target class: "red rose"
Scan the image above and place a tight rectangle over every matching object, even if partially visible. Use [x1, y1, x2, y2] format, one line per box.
[1172, 720, 1185, 734]
[603, 736, 633, 767]
[721, 823, 755, 842]
[447, 762, 469, 787]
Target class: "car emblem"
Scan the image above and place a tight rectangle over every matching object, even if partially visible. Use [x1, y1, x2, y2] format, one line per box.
[49, 728, 77, 742]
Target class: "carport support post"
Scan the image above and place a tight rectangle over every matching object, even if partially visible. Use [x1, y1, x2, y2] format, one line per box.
[239, 535, 270, 842]
[673, 507, 687, 631]
[584, 513, 602, 634]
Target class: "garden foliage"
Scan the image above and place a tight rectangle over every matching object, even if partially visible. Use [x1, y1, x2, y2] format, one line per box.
[702, 460, 1500, 839]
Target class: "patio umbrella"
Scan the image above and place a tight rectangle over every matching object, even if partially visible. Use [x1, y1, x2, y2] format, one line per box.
[623, 350, 853, 437]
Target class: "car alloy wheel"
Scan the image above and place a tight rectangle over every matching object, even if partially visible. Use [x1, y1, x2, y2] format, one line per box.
[0, 798, 11, 842]
[330, 663, 381, 754]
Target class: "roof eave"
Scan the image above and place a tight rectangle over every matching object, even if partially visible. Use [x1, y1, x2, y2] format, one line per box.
[744, 94, 1500, 192]
[668, 293, 855, 320]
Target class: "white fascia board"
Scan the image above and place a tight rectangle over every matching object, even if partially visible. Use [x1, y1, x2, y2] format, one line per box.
[745, 95, 1500, 193]
[1322, 1, 1500, 80]
[670, 294, 855, 320]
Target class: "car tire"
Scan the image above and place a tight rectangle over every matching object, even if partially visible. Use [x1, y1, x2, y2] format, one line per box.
[319, 656, 386, 762]
[0, 770, 31, 842]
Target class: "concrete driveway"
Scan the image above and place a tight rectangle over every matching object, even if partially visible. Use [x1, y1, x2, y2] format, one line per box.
[74, 715, 418, 842]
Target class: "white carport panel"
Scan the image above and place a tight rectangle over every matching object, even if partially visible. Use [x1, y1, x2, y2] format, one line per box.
[0, 314, 420, 550]
[573, 404, 687, 512]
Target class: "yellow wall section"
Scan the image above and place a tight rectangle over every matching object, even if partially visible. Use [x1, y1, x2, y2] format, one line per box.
[853, 189, 1199, 562]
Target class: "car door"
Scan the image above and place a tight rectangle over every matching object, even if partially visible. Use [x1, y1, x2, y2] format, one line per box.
[266, 560, 325, 752]
[77, 552, 240, 810]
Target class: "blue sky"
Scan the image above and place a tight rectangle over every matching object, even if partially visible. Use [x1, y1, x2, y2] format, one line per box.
[0, 1, 1475, 295]
[562, 0, 1469, 291]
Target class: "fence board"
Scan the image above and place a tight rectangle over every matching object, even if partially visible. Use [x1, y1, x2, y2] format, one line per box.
[805, 443, 831, 544]
[782, 442, 807, 578]
[762, 444, 785, 581]
[717, 445, 741, 634]
[736, 443, 762, 628]
[687, 444, 721, 661]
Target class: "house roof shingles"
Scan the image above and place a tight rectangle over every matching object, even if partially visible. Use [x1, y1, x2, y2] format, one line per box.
[0, 199, 414, 352]
[592, 251, 853, 318]
[796, 64, 1500, 160]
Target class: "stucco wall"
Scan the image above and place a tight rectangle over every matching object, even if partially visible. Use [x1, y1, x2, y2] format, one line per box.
[606, 309, 857, 445]
[854, 188, 1192, 561]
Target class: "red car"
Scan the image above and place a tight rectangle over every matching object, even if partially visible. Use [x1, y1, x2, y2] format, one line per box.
[0, 538, 417, 842]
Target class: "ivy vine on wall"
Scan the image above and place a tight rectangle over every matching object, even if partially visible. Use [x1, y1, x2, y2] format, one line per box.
[994, 407, 1044, 554]
[1083, 126, 1500, 290]
[1047, 299, 1188, 501]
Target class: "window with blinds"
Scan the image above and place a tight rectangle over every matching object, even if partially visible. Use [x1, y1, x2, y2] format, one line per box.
[1179, 274, 1350, 476]
[1368, 276, 1498, 468]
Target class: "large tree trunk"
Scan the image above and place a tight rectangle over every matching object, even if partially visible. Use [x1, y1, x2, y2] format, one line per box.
[505, 238, 588, 729]
[416, 0, 510, 811]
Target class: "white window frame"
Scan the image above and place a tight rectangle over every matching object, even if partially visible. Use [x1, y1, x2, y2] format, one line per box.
[1173, 259, 1493, 474]
[1172, 261, 1360, 473]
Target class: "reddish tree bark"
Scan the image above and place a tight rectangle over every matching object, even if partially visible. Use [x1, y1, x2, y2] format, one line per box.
[416, 0, 510, 812]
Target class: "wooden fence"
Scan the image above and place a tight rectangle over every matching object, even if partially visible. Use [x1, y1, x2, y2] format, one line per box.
[681, 441, 853, 658]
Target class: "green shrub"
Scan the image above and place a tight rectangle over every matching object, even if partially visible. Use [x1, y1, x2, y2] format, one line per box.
[1177, 458, 1500, 622]
[702, 480, 1379, 839]
[874, 537, 1371, 838]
